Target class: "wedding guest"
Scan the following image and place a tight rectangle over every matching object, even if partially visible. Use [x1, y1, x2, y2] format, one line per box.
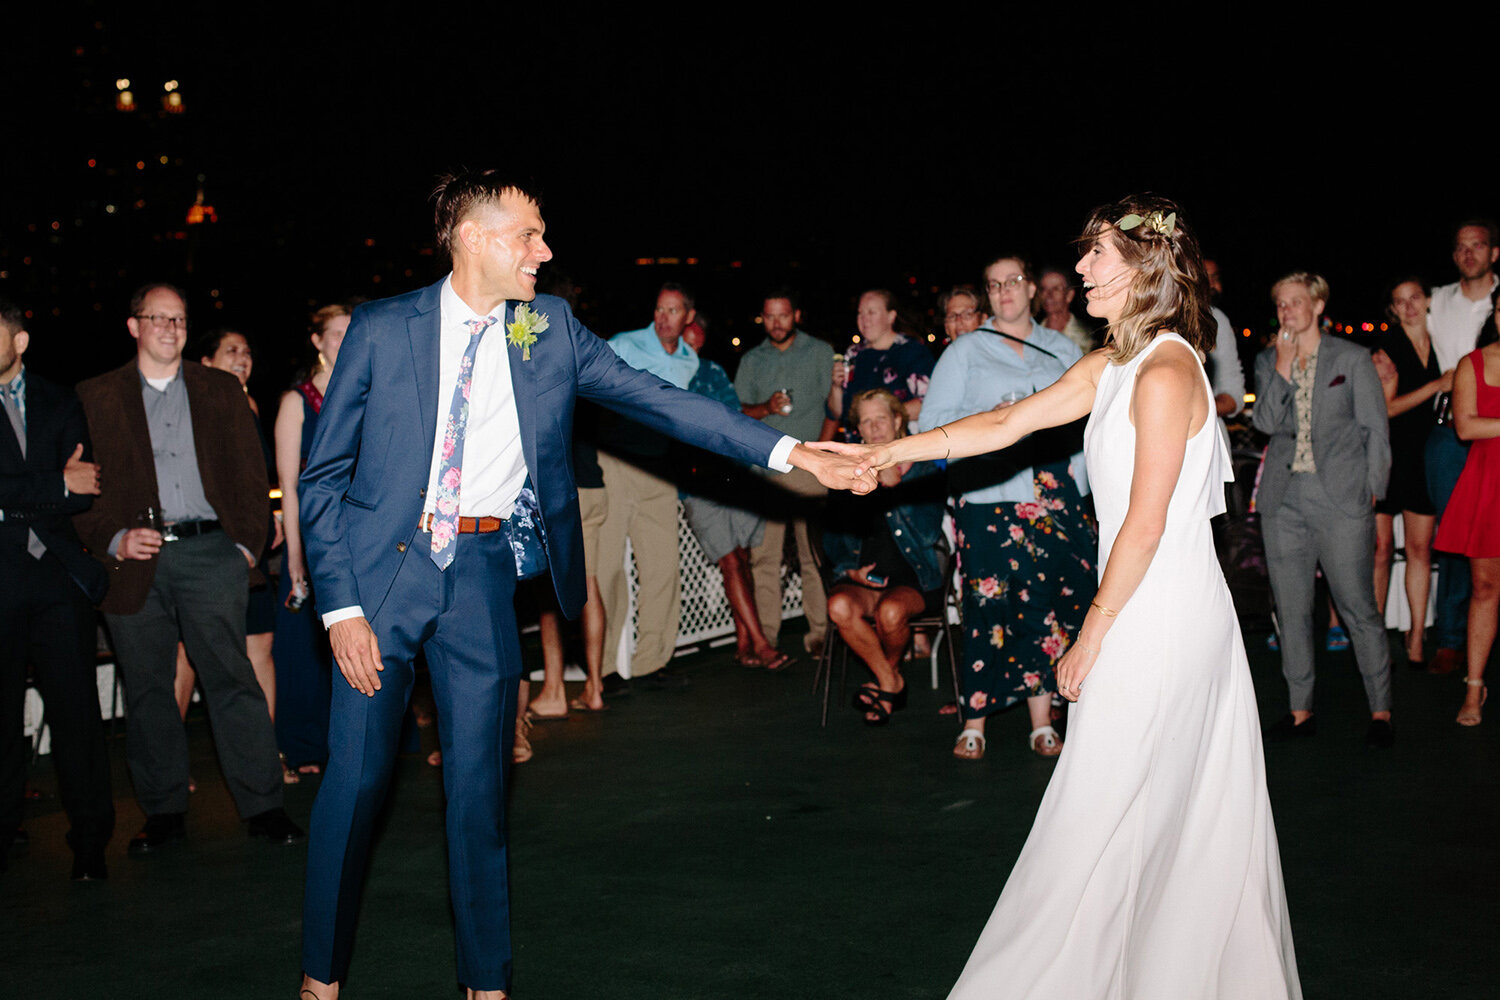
[922, 255, 1095, 759]
[1254, 273, 1394, 747]
[679, 318, 787, 670]
[1035, 267, 1094, 353]
[938, 285, 986, 341]
[1433, 289, 1500, 726]
[1203, 259, 1247, 419]
[1425, 220, 1499, 675]
[172, 329, 283, 774]
[271, 304, 351, 778]
[735, 290, 834, 658]
[824, 390, 947, 724]
[826, 289, 933, 440]
[1370, 277, 1450, 668]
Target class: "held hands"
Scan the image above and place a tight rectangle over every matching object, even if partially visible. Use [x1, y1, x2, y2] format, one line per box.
[789, 442, 878, 494]
[64, 444, 101, 495]
[329, 616, 384, 696]
[802, 439, 895, 480]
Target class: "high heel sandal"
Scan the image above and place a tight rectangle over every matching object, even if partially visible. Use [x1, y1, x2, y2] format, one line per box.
[853, 684, 908, 726]
[1457, 678, 1487, 727]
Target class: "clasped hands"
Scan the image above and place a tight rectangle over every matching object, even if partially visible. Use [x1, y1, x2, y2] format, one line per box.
[794, 441, 893, 493]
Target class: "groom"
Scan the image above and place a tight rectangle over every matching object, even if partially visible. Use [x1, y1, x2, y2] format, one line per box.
[297, 169, 872, 999]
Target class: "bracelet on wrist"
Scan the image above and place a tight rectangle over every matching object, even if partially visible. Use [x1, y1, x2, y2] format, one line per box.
[1090, 600, 1119, 618]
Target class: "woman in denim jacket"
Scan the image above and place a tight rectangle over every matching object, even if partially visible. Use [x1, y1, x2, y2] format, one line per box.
[824, 390, 948, 724]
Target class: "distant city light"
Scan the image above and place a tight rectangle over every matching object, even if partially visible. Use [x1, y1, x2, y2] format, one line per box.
[115, 78, 130, 90]
[164, 80, 179, 92]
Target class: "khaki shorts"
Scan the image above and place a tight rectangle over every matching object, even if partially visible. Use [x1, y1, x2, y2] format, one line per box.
[579, 487, 607, 578]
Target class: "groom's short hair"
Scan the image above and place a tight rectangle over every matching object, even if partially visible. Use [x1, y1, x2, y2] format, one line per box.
[432, 169, 544, 258]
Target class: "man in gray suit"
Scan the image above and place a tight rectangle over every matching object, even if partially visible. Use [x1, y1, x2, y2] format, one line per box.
[1253, 272, 1394, 747]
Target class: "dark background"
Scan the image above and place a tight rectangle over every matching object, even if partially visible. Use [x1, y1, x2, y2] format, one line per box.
[2, 9, 1482, 412]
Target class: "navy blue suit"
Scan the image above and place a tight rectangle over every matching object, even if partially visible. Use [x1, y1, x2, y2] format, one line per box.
[299, 281, 783, 990]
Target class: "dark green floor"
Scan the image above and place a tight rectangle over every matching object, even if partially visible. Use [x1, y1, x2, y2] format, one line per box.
[4, 627, 1498, 999]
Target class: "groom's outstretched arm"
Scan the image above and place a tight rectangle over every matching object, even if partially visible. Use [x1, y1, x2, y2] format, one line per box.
[564, 305, 874, 492]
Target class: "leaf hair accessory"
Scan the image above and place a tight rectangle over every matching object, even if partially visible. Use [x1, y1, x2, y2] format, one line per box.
[1116, 210, 1177, 238]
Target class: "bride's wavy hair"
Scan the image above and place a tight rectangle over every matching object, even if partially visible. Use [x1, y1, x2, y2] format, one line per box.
[1075, 194, 1214, 364]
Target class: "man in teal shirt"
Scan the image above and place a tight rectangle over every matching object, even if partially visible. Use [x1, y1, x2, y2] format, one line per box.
[734, 290, 834, 656]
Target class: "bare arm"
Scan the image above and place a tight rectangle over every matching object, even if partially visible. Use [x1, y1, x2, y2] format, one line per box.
[1055, 345, 1204, 699]
[274, 390, 307, 595]
[810, 351, 1107, 473]
[1454, 354, 1500, 441]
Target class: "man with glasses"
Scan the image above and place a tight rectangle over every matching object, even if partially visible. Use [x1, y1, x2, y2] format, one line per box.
[1035, 268, 1095, 353]
[73, 283, 301, 853]
[594, 283, 701, 690]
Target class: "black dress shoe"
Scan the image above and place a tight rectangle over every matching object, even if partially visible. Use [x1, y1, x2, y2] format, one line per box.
[1263, 713, 1316, 741]
[1364, 718, 1395, 749]
[246, 807, 305, 844]
[641, 667, 689, 691]
[129, 813, 186, 855]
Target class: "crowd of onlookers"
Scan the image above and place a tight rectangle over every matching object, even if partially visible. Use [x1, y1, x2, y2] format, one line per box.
[3, 217, 1496, 879]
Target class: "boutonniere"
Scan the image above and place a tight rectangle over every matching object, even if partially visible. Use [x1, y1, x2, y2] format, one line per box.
[1327, 374, 1346, 387]
[506, 303, 550, 361]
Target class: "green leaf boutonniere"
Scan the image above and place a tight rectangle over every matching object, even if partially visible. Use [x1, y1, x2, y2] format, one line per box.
[506, 303, 550, 361]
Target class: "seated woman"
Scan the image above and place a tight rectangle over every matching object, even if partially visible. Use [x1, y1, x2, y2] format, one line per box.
[824, 389, 948, 724]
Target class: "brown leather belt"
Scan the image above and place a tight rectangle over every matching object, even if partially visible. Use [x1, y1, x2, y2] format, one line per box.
[418, 513, 505, 534]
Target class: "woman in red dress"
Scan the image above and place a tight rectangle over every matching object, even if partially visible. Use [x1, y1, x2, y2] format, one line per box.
[1434, 289, 1500, 726]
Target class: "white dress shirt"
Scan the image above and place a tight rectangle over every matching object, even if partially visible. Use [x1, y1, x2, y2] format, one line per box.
[1429, 274, 1498, 371]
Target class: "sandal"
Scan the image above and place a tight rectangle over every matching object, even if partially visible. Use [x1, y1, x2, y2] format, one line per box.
[1458, 678, 1488, 727]
[513, 715, 534, 763]
[734, 653, 764, 668]
[568, 695, 609, 713]
[1029, 726, 1064, 757]
[853, 683, 908, 726]
[953, 729, 986, 760]
[763, 650, 795, 673]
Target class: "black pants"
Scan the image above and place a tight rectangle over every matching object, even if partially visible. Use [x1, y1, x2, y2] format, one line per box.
[104, 531, 282, 819]
[0, 551, 115, 853]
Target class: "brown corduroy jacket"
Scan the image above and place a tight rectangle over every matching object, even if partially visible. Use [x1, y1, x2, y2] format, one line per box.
[73, 359, 268, 615]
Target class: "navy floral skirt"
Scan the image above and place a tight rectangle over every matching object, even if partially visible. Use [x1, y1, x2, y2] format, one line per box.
[955, 459, 1098, 720]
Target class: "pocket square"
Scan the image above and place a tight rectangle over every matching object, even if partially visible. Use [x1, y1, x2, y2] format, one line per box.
[1327, 374, 1346, 387]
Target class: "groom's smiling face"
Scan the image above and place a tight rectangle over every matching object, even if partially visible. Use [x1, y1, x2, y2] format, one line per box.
[461, 190, 553, 303]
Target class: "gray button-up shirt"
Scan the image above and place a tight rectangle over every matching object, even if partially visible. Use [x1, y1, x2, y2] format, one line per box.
[142, 370, 218, 524]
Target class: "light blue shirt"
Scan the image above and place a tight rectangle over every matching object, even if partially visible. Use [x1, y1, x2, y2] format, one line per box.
[919, 321, 1088, 503]
[608, 324, 699, 389]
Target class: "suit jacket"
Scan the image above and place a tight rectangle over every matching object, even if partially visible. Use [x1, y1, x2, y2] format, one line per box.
[0, 370, 109, 604]
[73, 359, 269, 615]
[1253, 334, 1391, 517]
[300, 282, 785, 623]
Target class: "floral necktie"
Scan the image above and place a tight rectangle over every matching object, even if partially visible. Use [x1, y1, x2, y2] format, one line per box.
[430, 316, 496, 569]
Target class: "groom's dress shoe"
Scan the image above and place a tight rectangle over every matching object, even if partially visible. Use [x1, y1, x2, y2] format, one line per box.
[1263, 714, 1316, 741]
[247, 807, 306, 844]
[1364, 718, 1395, 749]
[129, 813, 186, 856]
[71, 848, 108, 881]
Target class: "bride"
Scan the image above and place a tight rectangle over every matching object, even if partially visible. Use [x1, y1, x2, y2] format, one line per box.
[813, 195, 1300, 998]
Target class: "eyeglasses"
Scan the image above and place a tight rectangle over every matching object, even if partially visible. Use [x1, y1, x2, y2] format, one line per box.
[985, 275, 1029, 293]
[944, 308, 979, 322]
[136, 314, 188, 329]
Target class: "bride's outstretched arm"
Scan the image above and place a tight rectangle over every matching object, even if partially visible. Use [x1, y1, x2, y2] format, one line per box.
[808, 351, 1109, 473]
[1055, 343, 1203, 701]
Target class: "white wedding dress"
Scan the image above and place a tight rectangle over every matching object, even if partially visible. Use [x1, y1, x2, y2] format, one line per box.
[948, 333, 1301, 999]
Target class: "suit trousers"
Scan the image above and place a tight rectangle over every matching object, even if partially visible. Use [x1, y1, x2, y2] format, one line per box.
[105, 531, 282, 818]
[750, 466, 828, 648]
[302, 528, 522, 992]
[1262, 473, 1392, 713]
[596, 452, 681, 677]
[1426, 425, 1471, 649]
[0, 551, 114, 851]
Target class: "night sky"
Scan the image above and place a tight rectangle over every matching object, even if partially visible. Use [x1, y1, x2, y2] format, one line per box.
[4, 10, 1480, 409]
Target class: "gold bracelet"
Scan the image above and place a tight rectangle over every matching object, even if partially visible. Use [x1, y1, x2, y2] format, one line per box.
[1077, 642, 1100, 654]
[937, 425, 950, 460]
[1090, 600, 1119, 618]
